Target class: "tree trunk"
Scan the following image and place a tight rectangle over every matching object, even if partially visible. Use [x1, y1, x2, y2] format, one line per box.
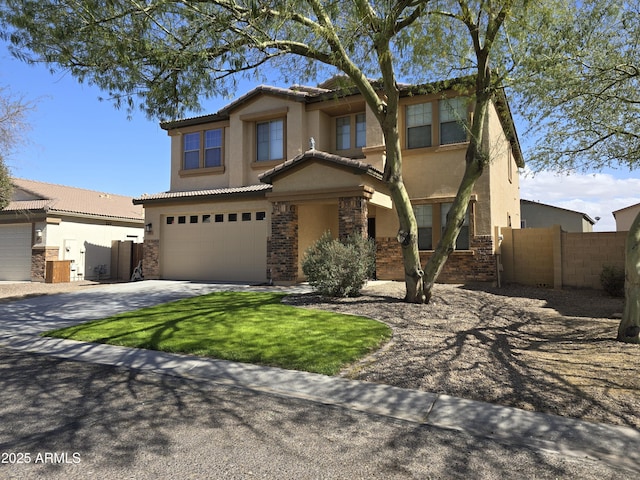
[422, 83, 492, 303]
[381, 98, 426, 304]
[618, 210, 640, 343]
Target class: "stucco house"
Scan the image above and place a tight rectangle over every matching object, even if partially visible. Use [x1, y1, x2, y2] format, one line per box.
[613, 202, 640, 231]
[520, 199, 596, 232]
[134, 78, 523, 284]
[0, 178, 144, 281]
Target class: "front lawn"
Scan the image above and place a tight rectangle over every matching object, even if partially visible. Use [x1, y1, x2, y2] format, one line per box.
[44, 291, 391, 375]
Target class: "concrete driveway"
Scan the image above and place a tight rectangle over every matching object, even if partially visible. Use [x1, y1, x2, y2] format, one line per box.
[0, 280, 310, 336]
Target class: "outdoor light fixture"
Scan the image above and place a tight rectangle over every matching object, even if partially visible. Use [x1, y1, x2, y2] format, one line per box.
[145, 223, 153, 233]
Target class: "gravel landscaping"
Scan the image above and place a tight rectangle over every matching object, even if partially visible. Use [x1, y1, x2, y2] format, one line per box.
[284, 281, 639, 429]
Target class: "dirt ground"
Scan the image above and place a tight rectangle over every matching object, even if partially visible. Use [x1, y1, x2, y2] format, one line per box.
[285, 282, 640, 430]
[2, 280, 638, 429]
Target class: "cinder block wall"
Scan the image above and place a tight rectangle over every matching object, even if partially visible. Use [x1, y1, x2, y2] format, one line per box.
[561, 231, 626, 289]
[500, 227, 627, 290]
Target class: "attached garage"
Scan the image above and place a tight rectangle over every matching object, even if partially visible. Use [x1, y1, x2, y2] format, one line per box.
[160, 209, 268, 282]
[0, 224, 32, 281]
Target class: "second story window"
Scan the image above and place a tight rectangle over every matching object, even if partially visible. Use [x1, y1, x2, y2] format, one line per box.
[335, 113, 366, 151]
[257, 119, 284, 162]
[355, 113, 366, 148]
[406, 103, 432, 149]
[336, 116, 351, 150]
[183, 128, 224, 170]
[183, 132, 201, 170]
[205, 129, 223, 167]
[439, 98, 468, 145]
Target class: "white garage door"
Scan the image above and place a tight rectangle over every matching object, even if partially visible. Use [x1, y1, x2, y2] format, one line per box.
[161, 211, 268, 282]
[0, 224, 32, 281]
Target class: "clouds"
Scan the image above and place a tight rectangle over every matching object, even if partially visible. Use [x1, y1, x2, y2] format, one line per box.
[519, 169, 640, 232]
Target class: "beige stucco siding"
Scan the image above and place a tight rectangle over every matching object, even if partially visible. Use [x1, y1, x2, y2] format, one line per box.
[486, 101, 521, 237]
[297, 203, 339, 278]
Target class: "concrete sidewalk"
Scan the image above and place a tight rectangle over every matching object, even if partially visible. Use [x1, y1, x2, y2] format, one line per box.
[1, 280, 639, 474]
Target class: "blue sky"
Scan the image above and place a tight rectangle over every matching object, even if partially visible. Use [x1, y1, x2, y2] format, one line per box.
[1, 41, 638, 232]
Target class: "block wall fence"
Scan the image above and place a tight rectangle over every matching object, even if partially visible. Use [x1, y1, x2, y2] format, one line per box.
[499, 226, 627, 289]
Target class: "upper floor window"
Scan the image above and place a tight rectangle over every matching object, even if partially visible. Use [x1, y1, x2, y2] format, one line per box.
[183, 132, 201, 170]
[205, 129, 223, 167]
[336, 116, 351, 150]
[336, 113, 367, 151]
[183, 128, 224, 170]
[439, 98, 468, 145]
[355, 113, 366, 148]
[257, 119, 284, 161]
[406, 103, 432, 149]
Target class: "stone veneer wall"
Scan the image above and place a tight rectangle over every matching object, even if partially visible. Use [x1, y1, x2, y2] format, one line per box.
[31, 246, 60, 282]
[269, 202, 298, 283]
[338, 197, 368, 239]
[143, 239, 160, 279]
[376, 235, 496, 283]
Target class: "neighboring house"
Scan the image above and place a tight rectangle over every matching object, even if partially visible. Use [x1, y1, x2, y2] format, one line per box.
[612, 202, 640, 231]
[134, 77, 523, 284]
[0, 178, 144, 281]
[520, 199, 596, 232]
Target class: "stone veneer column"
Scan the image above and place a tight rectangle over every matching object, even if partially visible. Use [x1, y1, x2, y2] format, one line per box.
[338, 196, 368, 240]
[142, 239, 160, 279]
[269, 202, 298, 283]
[31, 246, 60, 282]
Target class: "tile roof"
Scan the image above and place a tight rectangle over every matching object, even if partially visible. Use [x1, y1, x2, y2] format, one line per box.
[133, 184, 272, 204]
[3, 178, 144, 222]
[259, 150, 384, 184]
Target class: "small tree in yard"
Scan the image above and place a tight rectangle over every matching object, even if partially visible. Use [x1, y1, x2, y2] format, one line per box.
[0, 0, 558, 304]
[302, 232, 375, 297]
[514, 1, 640, 343]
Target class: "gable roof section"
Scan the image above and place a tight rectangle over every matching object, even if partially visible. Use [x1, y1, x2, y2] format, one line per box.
[3, 178, 144, 222]
[612, 201, 640, 217]
[259, 150, 384, 185]
[133, 184, 272, 205]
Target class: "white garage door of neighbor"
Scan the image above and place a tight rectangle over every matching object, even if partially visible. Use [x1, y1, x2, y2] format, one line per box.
[0, 224, 32, 281]
[161, 212, 268, 282]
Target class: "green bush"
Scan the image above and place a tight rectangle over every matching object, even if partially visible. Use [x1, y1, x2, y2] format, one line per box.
[600, 265, 625, 298]
[302, 231, 375, 297]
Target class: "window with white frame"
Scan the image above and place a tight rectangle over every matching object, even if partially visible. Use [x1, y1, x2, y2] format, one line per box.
[257, 119, 284, 161]
[406, 103, 432, 149]
[336, 113, 366, 151]
[439, 97, 468, 145]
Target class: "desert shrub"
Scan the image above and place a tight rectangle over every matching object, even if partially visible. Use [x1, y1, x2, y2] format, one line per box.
[600, 265, 625, 298]
[302, 231, 375, 297]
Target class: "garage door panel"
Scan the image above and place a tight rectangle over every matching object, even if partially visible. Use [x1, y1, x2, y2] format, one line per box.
[161, 213, 267, 282]
[0, 224, 32, 281]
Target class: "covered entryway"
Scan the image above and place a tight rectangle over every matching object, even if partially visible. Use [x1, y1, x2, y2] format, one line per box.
[0, 224, 32, 281]
[260, 150, 393, 284]
[160, 209, 268, 282]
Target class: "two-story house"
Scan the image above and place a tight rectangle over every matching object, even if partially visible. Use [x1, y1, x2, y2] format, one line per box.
[134, 77, 523, 284]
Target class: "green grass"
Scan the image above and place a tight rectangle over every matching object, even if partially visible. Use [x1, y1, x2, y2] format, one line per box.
[44, 292, 391, 375]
